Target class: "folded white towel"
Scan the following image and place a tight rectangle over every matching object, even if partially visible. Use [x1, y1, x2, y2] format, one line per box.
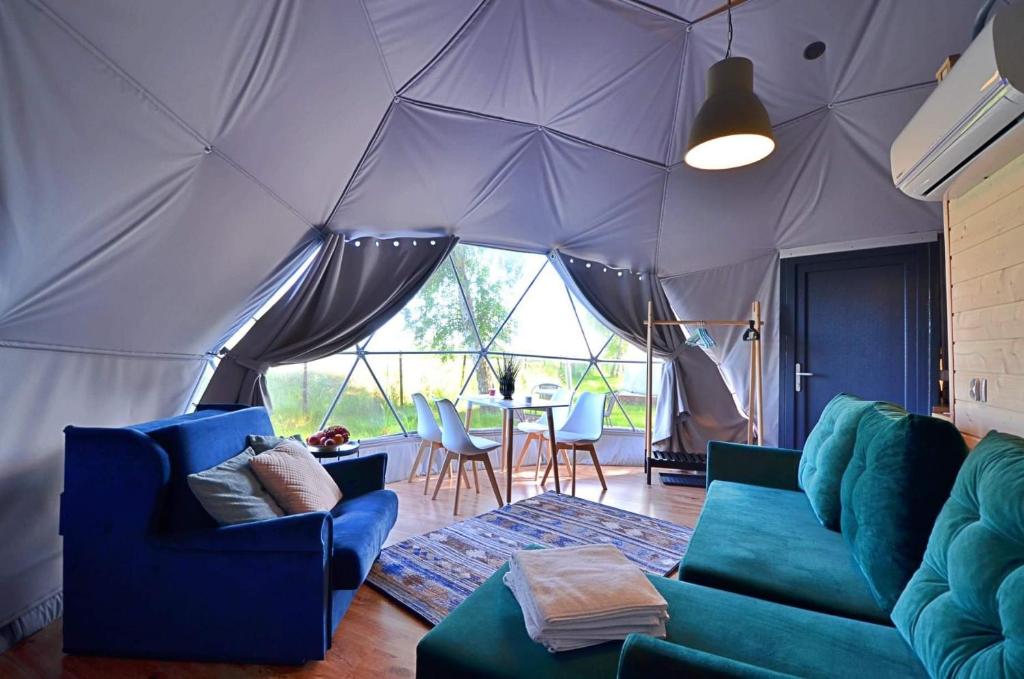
[503, 545, 669, 652]
[510, 545, 669, 623]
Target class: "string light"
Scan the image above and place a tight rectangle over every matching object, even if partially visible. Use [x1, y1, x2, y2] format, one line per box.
[353, 240, 361, 247]
[375, 241, 380, 247]
[617, 271, 623, 277]
[430, 240, 436, 246]
[585, 263, 591, 269]
[413, 240, 418, 246]
[392, 240, 399, 247]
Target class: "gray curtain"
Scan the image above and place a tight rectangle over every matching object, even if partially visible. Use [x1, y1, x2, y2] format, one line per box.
[553, 252, 746, 453]
[201, 234, 457, 407]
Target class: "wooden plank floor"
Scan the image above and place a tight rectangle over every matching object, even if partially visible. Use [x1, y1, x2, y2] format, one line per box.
[1, 465, 705, 679]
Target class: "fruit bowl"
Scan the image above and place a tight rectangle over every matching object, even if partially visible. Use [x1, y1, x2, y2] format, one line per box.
[308, 441, 357, 455]
[306, 424, 352, 453]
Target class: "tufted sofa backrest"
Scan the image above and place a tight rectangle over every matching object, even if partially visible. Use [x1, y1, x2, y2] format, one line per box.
[798, 393, 877, 529]
[840, 403, 967, 612]
[892, 430, 1024, 677]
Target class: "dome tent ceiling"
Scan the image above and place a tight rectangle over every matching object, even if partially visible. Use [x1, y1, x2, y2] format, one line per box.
[0, 0, 1018, 649]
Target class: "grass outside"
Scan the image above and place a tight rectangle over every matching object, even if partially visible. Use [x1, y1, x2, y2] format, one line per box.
[266, 360, 652, 440]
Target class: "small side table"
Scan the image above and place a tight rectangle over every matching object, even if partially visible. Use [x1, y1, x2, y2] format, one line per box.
[309, 441, 360, 464]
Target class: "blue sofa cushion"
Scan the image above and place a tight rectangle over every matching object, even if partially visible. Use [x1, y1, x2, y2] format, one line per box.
[143, 407, 275, 533]
[330, 488, 399, 589]
[892, 430, 1024, 677]
[680, 481, 889, 624]
[798, 393, 876, 529]
[840, 404, 967, 613]
[187, 448, 285, 525]
[418, 564, 926, 679]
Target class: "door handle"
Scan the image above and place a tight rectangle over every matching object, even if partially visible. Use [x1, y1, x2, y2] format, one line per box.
[795, 362, 814, 392]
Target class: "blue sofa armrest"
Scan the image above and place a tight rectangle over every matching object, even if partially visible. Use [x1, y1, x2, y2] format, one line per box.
[618, 635, 797, 679]
[706, 441, 802, 491]
[324, 453, 388, 499]
[160, 511, 331, 554]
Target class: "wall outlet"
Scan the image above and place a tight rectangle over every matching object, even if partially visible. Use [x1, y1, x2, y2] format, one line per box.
[969, 377, 988, 402]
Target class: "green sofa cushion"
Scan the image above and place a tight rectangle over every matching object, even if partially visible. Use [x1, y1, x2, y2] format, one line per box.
[798, 393, 876, 529]
[840, 404, 967, 613]
[892, 431, 1024, 677]
[680, 481, 889, 625]
[418, 563, 926, 679]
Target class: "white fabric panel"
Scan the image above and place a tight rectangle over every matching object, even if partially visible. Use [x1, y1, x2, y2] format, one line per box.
[364, 0, 482, 90]
[661, 254, 780, 446]
[405, 0, 688, 164]
[359, 429, 647, 484]
[1, 151, 317, 355]
[332, 101, 665, 271]
[773, 88, 942, 251]
[47, 0, 395, 225]
[0, 346, 202, 642]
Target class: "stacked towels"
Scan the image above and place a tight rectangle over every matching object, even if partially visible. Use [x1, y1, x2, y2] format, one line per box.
[503, 544, 669, 652]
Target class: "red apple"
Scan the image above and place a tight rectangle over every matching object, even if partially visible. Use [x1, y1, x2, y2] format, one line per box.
[324, 437, 338, 446]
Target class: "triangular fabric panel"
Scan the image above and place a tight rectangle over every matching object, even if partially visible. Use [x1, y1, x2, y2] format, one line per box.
[364, 0, 483, 91]
[46, 0, 395, 225]
[405, 0, 688, 164]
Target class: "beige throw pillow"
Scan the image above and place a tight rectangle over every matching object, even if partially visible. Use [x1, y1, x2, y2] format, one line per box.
[249, 439, 342, 514]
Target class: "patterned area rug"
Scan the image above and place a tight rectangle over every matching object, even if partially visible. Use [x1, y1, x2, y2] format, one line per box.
[366, 491, 693, 625]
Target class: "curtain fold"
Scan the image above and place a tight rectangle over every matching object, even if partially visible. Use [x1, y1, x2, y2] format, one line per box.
[553, 252, 746, 453]
[200, 235, 457, 407]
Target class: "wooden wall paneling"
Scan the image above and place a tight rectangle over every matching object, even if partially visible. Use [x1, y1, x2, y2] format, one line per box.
[947, 152, 1024, 439]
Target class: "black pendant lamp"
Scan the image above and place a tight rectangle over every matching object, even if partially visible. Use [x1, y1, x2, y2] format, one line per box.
[684, 1, 774, 170]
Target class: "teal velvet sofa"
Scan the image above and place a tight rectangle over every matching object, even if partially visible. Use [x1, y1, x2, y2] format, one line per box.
[682, 395, 967, 624]
[418, 397, 1024, 678]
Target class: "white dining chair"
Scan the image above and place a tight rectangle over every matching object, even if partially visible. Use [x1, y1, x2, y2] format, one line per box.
[433, 399, 503, 515]
[408, 393, 470, 494]
[514, 387, 572, 478]
[540, 391, 608, 496]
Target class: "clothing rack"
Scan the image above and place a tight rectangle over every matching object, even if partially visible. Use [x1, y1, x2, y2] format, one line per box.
[643, 301, 764, 485]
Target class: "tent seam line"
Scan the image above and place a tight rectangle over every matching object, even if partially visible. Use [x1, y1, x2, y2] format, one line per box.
[397, 0, 492, 95]
[654, 170, 671, 276]
[358, 0, 397, 94]
[324, 101, 397, 228]
[0, 339, 211, 362]
[399, 96, 666, 170]
[32, 0, 319, 234]
[622, 0, 693, 25]
[28, 0, 206, 147]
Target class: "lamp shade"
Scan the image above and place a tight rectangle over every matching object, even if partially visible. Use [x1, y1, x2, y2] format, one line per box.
[685, 57, 775, 170]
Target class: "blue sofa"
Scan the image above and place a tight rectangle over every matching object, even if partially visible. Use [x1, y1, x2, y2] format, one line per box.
[60, 405, 398, 664]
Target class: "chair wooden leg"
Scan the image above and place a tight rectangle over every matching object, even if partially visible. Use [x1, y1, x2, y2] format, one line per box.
[408, 441, 428, 482]
[460, 464, 472, 490]
[571, 444, 577, 497]
[473, 459, 480, 494]
[541, 454, 554, 485]
[453, 455, 464, 516]
[587, 444, 607, 490]
[514, 433, 534, 472]
[432, 451, 454, 500]
[480, 455, 504, 507]
[534, 437, 547, 480]
[423, 443, 438, 495]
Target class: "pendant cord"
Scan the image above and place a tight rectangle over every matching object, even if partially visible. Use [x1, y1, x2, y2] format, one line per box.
[725, 0, 733, 58]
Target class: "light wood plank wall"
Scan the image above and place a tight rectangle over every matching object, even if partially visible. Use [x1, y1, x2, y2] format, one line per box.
[947, 153, 1024, 446]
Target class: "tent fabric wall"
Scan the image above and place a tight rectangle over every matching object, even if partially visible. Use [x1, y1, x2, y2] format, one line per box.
[662, 254, 781, 446]
[2, 0, 1016, 651]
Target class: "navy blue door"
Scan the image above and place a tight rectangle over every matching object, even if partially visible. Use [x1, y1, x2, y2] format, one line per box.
[779, 243, 939, 448]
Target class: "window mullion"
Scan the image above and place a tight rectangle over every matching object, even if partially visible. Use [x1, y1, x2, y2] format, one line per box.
[449, 256, 485, 351]
[565, 284, 595, 359]
[362, 355, 409, 436]
[318, 358, 360, 431]
[594, 361, 637, 432]
[484, 258, 548, 351]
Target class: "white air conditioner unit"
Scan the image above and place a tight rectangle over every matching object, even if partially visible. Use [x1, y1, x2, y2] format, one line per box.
[891, 3, 1024, 201]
